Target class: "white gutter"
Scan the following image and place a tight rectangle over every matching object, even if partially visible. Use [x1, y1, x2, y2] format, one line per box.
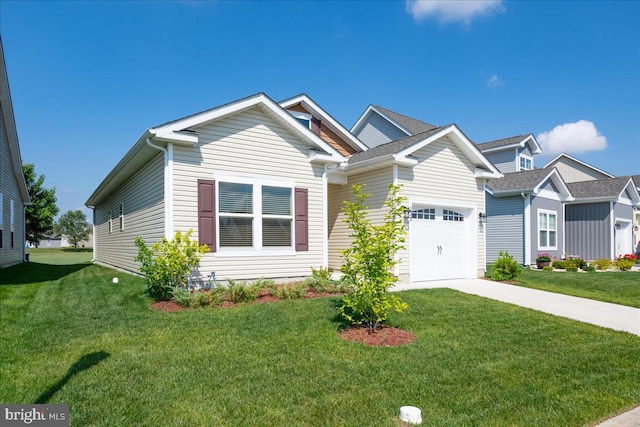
[146, 138, 173, 239]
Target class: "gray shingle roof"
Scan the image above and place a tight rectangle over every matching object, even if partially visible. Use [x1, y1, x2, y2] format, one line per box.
[476, 134, 532, 151]
[487, 168, 557, 193]
[566, 177, 633, 200]
[374, 105, 437, 135]
[632, 175, 640, 188]
[348, 126, 446, 164]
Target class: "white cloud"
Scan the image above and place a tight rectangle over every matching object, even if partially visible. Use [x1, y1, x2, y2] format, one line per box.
[486, 74, 505, 88]
[537, 120, 607, 155]
[406, 0, 505, 24]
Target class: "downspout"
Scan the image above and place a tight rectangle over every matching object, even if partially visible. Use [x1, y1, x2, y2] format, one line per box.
[322, 165, 329, 268]
[90, 207, 96, 261]
[392, 165, 400, 278]
[521, 192, 530, 265]
[610, 201, 615, 259]
[146, 138, 173, 239]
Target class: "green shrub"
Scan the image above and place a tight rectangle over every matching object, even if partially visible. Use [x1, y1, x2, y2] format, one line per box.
[566, 265, 578, 272]
[583, 265, 596, 272]
[134, 230, 210, 301]
[269, 282, 307, 300]
[339, 183, 408, 331]
[552, 260, 567, 269]
[226, 279, 263, 303]
[615, 254, 637, 271]
[189, 291, 210, 308]
[491, 251, 522, 281]
[593, 258, 613, 270]
[171, 286, 192, 308]
[566, 257, 587, 269]
[542, 266, 554, 271]
[310, 266, 334, 281]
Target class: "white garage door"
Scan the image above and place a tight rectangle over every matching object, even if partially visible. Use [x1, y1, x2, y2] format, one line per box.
[409, 207, 471, 281]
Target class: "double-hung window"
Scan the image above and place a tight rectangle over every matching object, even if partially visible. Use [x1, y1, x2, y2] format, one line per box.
[217, 180, 293, 250]
[262, 186, 292, 247]
[538, 210, 557, 249]
[519, 155, 532, 171]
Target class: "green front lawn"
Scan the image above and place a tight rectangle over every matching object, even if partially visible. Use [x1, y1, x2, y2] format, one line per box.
[513, 268, 640, 308]
[1, 254, 639, 426]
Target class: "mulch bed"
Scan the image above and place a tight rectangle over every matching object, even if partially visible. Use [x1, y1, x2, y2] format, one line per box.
[149, 287, 416, 347]
[338, 325, 416, 347]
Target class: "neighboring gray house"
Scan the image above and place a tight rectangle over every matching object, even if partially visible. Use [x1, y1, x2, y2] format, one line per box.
[485, 168, 573, 264]
[565, 177, 639, 260]
[475, 134, 542, 174]
[350, 104, 437, 149]
[0, 37, 31, 268]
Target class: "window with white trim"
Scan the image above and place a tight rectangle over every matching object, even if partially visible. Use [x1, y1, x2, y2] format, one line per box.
[218, 181, 293, 249]
[119, 203, 125, 231]
[443, 209, 464, 222]
[519, 155, 532, 171]
[287, 110, 311, 129]
[538, 210, 557, 249]
[10, 199, 14, 248]
[411, 208, 435, 220]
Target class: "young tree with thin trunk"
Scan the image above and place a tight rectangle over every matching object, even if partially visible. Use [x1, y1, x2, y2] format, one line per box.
[23, 163, 59, 247]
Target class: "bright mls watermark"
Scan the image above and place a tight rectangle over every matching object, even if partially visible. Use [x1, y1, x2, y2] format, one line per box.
[1, 405, 69, 426]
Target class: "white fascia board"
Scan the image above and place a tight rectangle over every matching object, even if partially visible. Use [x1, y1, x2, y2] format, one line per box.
[152, 92, 345, 161]
[149, 129, 199, 145]
[475, 168, 502, 179]
[280, 94, 368, 152]
[532, 169, 572, 199]
[565, 196, 616, 205]
[397, 125, 501, 176]
[522, 134, 542, 154]
[308, 150, 343, 164]
[620, 178, 640, 205]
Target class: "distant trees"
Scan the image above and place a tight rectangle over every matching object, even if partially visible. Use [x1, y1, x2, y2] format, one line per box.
[23, 163, 59, 247]
[56, 210, 90, 250]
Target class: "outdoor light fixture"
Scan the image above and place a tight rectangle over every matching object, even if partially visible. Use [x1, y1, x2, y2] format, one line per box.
[402, 206, 412, 220]
[478, 212, 487, 223]
[634, 225, 639, 232]
[614, 223, 621, 231]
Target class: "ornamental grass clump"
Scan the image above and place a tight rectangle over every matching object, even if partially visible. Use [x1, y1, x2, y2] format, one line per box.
[339, 183, 408, 332]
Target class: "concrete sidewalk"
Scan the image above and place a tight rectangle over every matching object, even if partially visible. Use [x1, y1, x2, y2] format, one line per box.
[392, 278, 640, 336]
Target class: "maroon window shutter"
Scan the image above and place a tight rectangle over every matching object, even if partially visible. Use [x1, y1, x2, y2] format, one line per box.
[198, 179, 216, 251]
[295, 188, 308, 251]
[311, 117, 321, 136]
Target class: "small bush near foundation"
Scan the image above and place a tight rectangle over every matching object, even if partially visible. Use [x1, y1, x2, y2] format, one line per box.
[491, 251, 522, 281]
[552, 260, 567, 270]
[593, 258, 613, 270]
[542, 266, 554, 272]
[615, 254, 637, 271]
[566, 257, 587, 269]
[583, 265, 596, 272]
[227, 279, 263, 303]
[310, 266, 334, 281]
[269, 282, 307, 300]
[566, 265, 578, 272]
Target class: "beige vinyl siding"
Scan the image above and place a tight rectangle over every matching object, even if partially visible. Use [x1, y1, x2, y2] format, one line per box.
[93, 152, 165, 273]
[0, 103, 26, 267]
[399, 137, 486, 277]
[553, 159, 612, 183]
[172, 106, 325, 280]
[327, 168, 394, 271]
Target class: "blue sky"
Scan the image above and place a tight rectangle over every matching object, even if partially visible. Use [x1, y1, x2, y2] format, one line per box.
[2, 1, 639, 219]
